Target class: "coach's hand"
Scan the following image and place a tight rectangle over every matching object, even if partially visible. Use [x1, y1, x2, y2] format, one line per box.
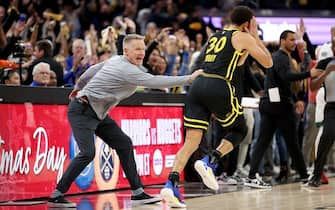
[188, 69, 204, 84]
[69, 89, 79, 100]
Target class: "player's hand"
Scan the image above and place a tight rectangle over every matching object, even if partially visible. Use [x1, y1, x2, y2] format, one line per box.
[246, 17, 259, 40]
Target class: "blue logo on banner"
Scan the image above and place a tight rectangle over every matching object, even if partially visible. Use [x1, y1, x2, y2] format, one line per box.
[77, 198, 93, 210]
[70, 133, 95, 190]
[99, 143, 114, 181]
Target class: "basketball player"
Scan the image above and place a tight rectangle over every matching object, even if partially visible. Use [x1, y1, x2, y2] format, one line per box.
[160, 6, 273, 208]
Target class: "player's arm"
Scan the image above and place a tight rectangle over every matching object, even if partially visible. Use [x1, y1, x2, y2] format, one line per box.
[237, 33, 272, 68]
[234, 17, 272, 68]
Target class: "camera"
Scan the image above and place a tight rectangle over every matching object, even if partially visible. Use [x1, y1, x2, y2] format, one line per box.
[13, 40, 26, 58]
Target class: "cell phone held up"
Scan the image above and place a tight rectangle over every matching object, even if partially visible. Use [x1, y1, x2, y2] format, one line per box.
[18, 14, 27, 23]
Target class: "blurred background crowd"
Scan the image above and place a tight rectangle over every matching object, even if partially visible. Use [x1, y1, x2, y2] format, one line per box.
[0, 0, 334, 88]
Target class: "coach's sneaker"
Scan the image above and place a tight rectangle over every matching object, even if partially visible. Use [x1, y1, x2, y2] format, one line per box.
[194, 155, 219, 190]
[160, 180, 186, 208]
[47, 196, 76, 208]
[244, 177, 272, 189]
[131, 192, 161, 205]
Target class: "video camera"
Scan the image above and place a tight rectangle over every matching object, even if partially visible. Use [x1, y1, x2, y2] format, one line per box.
[13, 40, 26, 58]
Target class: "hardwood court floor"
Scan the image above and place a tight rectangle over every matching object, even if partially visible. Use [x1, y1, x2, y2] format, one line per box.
[1, 178, 335, 210]
[176, 181, 335, 210]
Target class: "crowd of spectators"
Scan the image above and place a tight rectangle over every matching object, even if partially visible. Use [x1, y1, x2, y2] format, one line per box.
[0, 0, 220, 88]
[1, 0, 333, 87]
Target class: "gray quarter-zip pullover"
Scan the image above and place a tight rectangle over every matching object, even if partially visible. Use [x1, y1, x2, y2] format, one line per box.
[76, 55, 191, 119]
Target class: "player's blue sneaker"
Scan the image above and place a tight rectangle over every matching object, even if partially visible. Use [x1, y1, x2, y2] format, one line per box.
[194, 155, 219, 190]
[160, 180, 186, 208]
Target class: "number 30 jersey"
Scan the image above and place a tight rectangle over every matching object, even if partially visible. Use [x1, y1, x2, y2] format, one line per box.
[202, 29, 244, 82]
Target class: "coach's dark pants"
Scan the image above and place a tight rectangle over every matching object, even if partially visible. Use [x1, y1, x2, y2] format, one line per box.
[248, 99, 308, 179]
[56, 98, 142, 193]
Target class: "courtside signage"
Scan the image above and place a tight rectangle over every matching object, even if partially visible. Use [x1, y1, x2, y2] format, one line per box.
[0, 104, 184, 202]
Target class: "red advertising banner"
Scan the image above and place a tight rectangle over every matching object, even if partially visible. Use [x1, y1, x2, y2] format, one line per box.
[0, 104, 184, 202]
